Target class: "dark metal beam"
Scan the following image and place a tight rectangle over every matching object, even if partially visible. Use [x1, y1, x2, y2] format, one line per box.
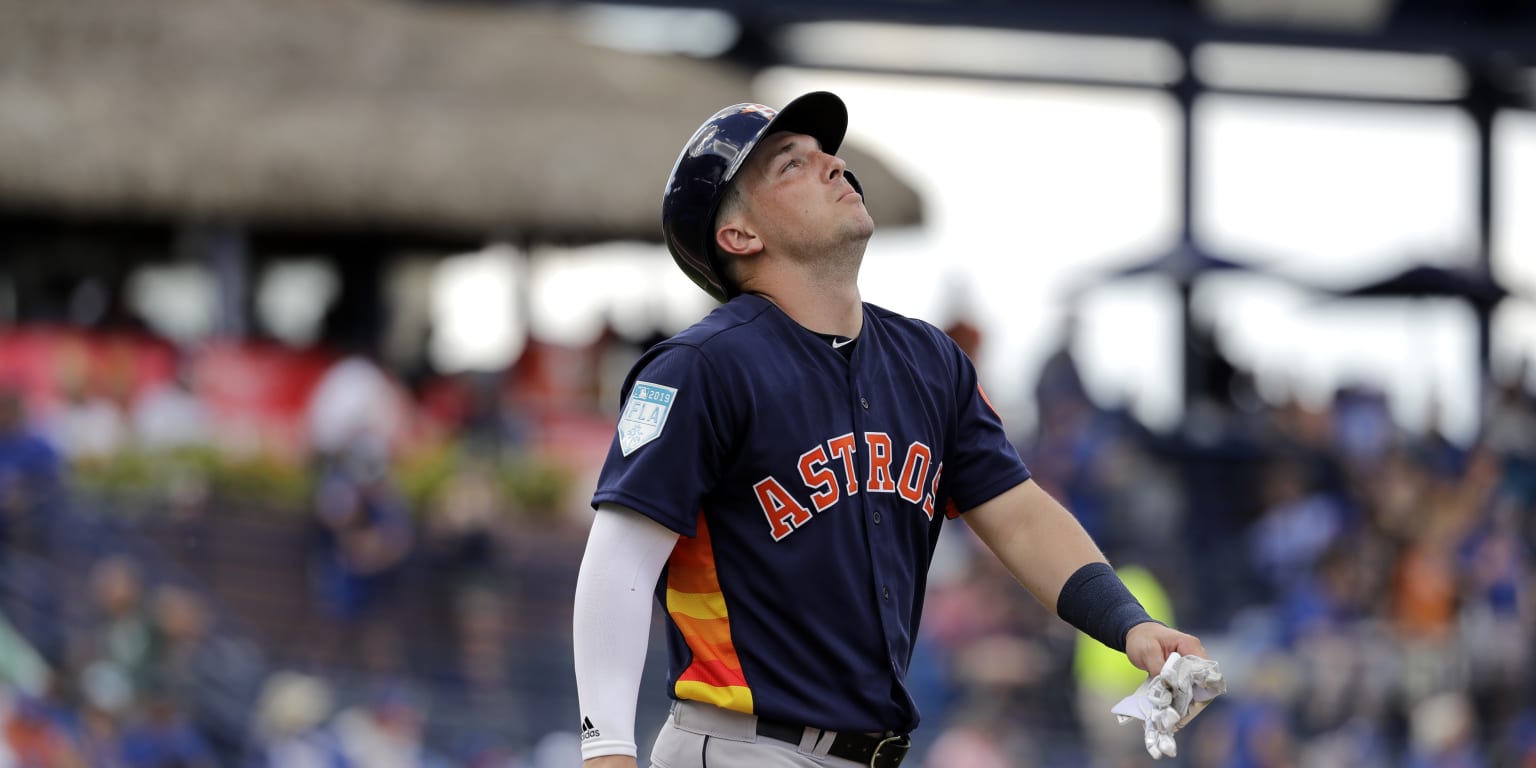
[772, 61, 1475, 108]
[533, 0, 1536, 60]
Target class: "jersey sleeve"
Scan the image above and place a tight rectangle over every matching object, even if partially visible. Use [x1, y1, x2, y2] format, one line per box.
[591, 344, 732, 536]
[940, 335, 1032, 514]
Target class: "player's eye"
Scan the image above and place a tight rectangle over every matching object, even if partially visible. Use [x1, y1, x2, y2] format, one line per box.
[782, 158, 800, 173]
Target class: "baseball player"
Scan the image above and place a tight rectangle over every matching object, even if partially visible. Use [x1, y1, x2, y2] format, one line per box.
[572, 91, 1212, 767]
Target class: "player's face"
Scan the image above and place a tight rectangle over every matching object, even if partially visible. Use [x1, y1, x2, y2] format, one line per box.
[738, 132, 874, 256]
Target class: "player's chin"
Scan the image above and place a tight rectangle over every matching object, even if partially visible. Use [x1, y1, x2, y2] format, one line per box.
[836, 222, 874, 247]
[843, 207, 875, 235]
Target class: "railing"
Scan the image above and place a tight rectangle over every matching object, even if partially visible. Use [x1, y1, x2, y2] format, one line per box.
[0, 483, 667, 763]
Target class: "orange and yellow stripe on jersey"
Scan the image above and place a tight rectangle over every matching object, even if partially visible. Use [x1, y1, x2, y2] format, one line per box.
[666, 514, 753, 713]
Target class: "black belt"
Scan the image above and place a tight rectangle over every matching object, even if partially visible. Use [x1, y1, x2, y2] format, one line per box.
[755, 717, 910, 768]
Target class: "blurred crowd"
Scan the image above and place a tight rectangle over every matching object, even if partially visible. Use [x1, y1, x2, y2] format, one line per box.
[0, 317, 1534, 767]
[0, 324, 605, 767]
[899, 331, 1536, 768]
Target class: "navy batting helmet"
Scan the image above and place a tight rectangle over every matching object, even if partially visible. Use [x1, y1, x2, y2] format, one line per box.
[662, 91, 863, 303]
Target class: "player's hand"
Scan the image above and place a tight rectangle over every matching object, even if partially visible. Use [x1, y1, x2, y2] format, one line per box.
[1124, 622, 1207, 677]
[583, 757, 638, 768]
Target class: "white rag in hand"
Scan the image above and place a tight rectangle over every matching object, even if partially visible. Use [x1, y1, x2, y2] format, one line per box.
[1110, 652, 1226, 759]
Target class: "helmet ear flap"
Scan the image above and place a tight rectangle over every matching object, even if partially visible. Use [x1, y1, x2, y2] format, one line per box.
[844, 170, 864, 199]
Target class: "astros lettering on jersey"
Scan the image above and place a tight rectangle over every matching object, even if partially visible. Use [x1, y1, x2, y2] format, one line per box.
[592, 294, 1030, 734]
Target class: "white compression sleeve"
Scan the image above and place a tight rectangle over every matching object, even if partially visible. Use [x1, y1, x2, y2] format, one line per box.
[573, 503, 679, 761]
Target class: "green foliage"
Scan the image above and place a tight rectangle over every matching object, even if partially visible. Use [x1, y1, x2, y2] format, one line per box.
[71, 442, 576, 521]
[71, 445, 312, 510]
[496, 455, 574, 521]
[396, 442, 465, 512]
[398, 443, 576, 521]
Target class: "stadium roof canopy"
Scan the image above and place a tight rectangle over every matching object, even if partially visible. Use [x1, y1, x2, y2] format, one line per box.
[0, 0, 923, 247]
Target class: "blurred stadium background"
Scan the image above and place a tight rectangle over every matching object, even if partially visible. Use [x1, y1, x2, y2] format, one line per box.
[1, 0, 1535, 765]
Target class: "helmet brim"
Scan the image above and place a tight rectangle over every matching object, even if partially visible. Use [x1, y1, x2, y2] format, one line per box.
[749, 91, 848, 167]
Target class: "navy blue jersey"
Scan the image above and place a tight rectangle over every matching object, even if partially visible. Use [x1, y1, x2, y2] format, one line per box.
[591, 294, 1030, 734]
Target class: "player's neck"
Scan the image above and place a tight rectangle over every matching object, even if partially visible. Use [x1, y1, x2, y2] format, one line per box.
[750, 274, 863, 339]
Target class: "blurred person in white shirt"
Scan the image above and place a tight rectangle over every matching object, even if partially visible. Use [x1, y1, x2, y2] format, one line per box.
[131, 358, 213, 452]
[44, 372, 126, 462]
[305, 354, 408, 463]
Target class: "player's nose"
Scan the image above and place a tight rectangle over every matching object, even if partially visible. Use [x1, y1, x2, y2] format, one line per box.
[825, 153, 848, 183]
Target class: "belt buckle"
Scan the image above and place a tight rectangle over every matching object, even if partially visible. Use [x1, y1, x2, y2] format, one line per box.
[868, 734, 910, 768]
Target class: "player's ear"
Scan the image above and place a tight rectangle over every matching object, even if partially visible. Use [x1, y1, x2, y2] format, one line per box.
[715, 222, 762, 257]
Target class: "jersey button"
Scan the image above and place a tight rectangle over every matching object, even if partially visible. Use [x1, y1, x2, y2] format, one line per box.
[860, 397, 869, 409]
[881, 586, 891, 601]
[872, 511, 882, 524]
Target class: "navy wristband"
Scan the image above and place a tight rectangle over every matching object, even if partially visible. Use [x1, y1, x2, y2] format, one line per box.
[1056, 562, 1158, 652]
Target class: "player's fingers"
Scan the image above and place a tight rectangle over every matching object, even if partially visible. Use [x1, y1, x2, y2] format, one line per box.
[1127, 639, 1166, 675]
[1172, 633, 1208, 659]
[1129, 651, 1153, 675]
